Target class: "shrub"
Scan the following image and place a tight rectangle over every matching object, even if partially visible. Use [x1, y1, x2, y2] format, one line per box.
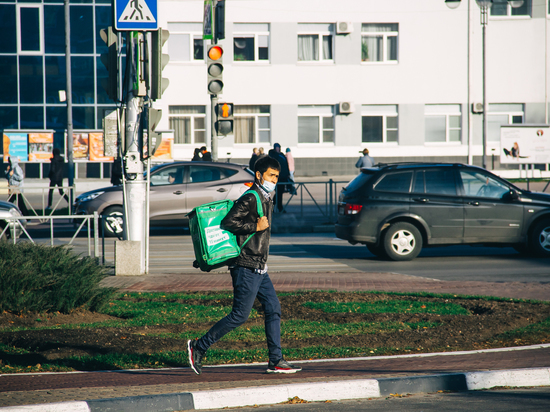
[0, 243, 116, 314]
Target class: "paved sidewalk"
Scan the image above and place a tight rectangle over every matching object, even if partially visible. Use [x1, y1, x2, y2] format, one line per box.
[1, 272, 550, 411]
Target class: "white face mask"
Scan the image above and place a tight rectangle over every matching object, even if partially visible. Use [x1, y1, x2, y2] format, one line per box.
[260, 179, 277, 193]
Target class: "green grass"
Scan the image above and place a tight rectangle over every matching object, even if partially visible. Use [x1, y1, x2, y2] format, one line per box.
[1, 290, 547, 374]
[303, 300, 471, 316]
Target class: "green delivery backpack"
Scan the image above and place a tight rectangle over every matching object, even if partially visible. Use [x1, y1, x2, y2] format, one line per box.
[189, 190, 263, 272]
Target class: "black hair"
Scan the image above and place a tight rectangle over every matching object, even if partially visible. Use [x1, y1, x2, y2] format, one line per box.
[254, 155, 280, 175]
[53, 148, 61, 157]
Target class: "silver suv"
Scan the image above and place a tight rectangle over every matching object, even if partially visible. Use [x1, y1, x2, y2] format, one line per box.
[0, 200, 26, 241]
[73, 162, 254, 236]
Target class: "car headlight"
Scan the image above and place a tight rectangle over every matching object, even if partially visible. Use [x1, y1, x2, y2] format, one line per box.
[77, 191, 105, 203]
[9, 207, 22, 218]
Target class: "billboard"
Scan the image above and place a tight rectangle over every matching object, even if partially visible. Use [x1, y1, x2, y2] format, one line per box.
[28, 133, 54, 161]
[500, 125, 550, 164]
[89, 132, 114, 162]
[2, 132, 29, 162]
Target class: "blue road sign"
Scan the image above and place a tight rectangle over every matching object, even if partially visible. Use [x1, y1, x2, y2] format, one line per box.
[115, 0, 158, 31]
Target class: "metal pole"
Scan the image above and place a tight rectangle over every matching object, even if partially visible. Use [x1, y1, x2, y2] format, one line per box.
[211, 94, 218, 161]
[64, 0, 74, 203]
[481, 4, 488, 170]
[124, 31, 146, 274]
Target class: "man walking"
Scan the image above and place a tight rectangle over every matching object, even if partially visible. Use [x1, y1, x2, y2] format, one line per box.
[355, 148, 375, 168]
[187, 156, 302, 375]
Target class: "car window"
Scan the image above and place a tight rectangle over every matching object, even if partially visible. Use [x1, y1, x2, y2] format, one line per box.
[460, 170, 510, 199]
[374, 172, 413, 193]
[151, 166, 185, 186]
[345, 170, 376, 192]
[189, 166, 225, 183]
[413, 169, 457, 196]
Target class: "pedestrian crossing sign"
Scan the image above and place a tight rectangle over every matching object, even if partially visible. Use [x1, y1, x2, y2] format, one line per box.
[115, 0, 158, 31]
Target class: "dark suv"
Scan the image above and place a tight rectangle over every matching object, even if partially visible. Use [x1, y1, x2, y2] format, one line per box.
[335, 163, 550, 261]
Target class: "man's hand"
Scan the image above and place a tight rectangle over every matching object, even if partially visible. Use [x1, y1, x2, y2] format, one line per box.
[256, 216, 269, 232]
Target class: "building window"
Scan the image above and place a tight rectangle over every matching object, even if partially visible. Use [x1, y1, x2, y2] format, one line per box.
[425, 104, 462, 144]
[167, 23, 205, 62]
[233, 23, 270, 62]
[169, 105, 206, 144]
[298, 105, 334, 144]
[488, 103, 524, 142]
[17, 5, 43, 54]
[361, 23, 398, 63]
[362, 105, 398, 143]
[234, 105, 271, 144]
[297, 23, 334, 62]
[491, 0, 531, 16]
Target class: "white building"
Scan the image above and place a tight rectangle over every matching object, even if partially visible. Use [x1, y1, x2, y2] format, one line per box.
[155, 0, 549, 175]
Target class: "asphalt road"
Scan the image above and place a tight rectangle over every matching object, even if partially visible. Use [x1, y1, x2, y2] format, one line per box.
[209, 387, 550, 412]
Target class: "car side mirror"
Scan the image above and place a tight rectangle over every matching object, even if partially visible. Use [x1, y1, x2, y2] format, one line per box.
[502, 190, 519, 201]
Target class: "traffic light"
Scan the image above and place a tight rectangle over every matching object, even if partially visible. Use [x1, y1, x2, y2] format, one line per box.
[207, 45, 224, 95]
[151, 29, 170, 100]
[99, 26, 118, 101]
[216, 102, 233, 136]
[146, 107, 163, 157]
[215, 0, 225, 42]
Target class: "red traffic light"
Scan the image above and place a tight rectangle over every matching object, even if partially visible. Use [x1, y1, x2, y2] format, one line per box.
[208, 45, 223, 61]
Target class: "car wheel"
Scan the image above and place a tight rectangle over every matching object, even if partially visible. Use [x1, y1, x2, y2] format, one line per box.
[0, 222, 10, 242]
[530, 219, 550, 257]
[102, 206, 124, 237]
[366, 243, 387, 258]
[382, 222, 422, 261]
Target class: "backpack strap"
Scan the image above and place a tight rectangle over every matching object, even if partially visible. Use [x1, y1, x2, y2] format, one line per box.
[240, 189, 265, 249]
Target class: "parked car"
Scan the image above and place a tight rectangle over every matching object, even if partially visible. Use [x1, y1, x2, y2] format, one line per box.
[335, 163, 550, 261]
[73, 162, 255, 236]
[0, 200, 27, 241]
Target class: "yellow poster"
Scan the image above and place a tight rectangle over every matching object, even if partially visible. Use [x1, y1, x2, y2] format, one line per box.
[73, 133, 89, 159]
[153, 135, 173, 160]
[28, 133, 54, 162]
[89, 132, 113, 162]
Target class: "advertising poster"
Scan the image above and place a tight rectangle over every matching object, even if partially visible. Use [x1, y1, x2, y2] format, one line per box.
[153, 135, 173, 160]
[3, 132, 29, 162]
[73, 133, 89, 159]
[28, 133, 54, 162]
[89, 132, 114, 162]
[500, 125, 550, 164]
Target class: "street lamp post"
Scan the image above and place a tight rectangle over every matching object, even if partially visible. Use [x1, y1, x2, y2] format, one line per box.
[446, 0, 524, 169]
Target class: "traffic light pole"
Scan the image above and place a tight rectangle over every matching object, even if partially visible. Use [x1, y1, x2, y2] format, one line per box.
[211, 94, 218, 161]
[123, 31, 147, 274]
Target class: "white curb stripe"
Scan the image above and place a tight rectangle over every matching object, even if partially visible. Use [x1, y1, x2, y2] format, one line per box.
[0, 401, 90, 412]
[465, 367, 550, 390]
[191, 379, 381, 410]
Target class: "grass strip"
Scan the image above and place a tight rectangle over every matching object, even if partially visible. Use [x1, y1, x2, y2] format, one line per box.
[303, 300, 470, 316]
[151, 319, 440, 342]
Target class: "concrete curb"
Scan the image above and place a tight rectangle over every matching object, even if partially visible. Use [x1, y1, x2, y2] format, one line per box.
[2, 367, 549, 411]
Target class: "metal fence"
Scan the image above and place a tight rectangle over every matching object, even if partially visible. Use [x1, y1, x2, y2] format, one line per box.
[1, 213, 103, 260]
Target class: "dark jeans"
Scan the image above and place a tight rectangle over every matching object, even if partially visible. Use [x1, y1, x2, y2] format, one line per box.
[7, 191, 29, 216]
[196, 266, 282, 362]
[48, 179, 69, 207]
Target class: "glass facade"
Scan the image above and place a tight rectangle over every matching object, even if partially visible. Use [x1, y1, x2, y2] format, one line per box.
[0, 0, 117, 138]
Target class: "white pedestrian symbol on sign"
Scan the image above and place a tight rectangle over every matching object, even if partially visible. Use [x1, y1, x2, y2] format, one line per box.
[120, 0, 156, 22]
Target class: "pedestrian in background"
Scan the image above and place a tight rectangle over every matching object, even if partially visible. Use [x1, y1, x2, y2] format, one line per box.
[192, 148, 202, 161]
[47, 148, 69, 210]
[249, 147, 259, 170]
[355, 148, 375, 169]
[200, 146, 212, 161]
[268, 143, 290, 213]
[6, 157, 28, 215]
[285, 148, 297, 195]
[256, 147, 267, 164]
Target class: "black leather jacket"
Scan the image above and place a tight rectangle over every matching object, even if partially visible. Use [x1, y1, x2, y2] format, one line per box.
[220, 184, 273, 270]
